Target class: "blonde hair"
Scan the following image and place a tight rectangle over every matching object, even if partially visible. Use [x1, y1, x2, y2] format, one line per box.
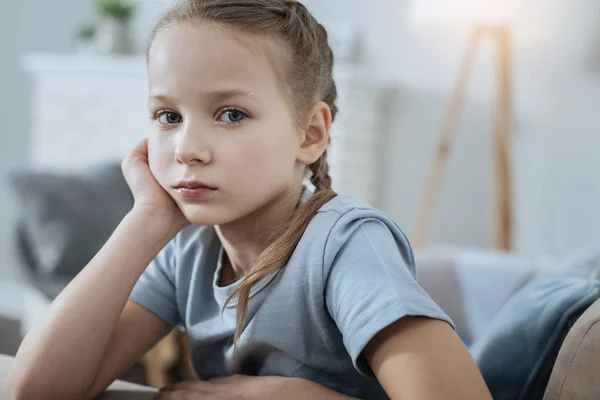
[149, 0, 338, 348]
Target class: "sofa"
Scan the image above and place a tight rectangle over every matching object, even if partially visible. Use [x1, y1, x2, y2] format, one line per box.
[417, 247, 600, 400]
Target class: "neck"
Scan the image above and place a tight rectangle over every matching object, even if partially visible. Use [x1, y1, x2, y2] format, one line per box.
[215, 184, 304, 281]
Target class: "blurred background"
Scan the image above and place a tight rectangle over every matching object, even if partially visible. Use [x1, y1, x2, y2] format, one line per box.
[2, 0, 600, 385]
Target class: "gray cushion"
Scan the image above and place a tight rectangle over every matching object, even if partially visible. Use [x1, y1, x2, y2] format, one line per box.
[8, 163, 133, 284]
[558, 246, 600, 281]
[470, 276, 600, 400]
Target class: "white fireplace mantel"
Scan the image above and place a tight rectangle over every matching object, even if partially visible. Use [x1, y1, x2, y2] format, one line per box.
[22, 53, 149, 171]
[22, 53, 147, 76]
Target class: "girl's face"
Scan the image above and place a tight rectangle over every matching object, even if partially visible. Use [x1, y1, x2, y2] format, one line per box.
[147, 22, 306, 226]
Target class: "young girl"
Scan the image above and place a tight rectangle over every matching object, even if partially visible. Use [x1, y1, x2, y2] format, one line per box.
[8, 1, 492, 399]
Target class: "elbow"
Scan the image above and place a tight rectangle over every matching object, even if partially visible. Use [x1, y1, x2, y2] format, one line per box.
[6, 371, 93, 400]
[8, 386, 93, 400]
[6, 368, 28, 400]
[7, 372, 51, 400]
[7, 386, 40, 400]
[7, 376, 42, 400]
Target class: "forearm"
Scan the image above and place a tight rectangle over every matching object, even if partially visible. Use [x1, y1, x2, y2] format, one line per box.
[8, 209, 175, 399]
[272, 377, 359, 400]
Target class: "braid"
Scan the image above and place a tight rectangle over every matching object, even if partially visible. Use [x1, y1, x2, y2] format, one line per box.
[310, 149, 333, 191]
[323, 80, 338, 122]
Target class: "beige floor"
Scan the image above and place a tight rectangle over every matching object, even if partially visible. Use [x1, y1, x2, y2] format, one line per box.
[0, 353, 157, 400]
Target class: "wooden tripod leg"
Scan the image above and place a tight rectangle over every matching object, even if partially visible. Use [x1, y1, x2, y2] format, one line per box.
[492, 27, 513, 251]
[412, 30, 481, 250]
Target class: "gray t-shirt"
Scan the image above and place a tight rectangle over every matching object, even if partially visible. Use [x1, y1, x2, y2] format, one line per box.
[130, 194, 453, 399]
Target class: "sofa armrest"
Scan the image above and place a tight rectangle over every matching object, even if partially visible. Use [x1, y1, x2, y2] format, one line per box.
[416, 246, 537, 345]
[544, 298, 600, 400]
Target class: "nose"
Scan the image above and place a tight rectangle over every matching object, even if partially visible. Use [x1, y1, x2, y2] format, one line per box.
[174, 123, 213, 166]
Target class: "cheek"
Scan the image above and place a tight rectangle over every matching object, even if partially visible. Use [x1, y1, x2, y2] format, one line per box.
[224, 131, 297, 183]
[147, 135, 173, 184]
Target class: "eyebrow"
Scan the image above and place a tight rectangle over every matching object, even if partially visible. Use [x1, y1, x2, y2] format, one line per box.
[149, 89, 258, 104]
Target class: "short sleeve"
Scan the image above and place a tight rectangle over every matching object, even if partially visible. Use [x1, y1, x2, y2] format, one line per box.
[129, 239, 182, 327]
[324, 218, 455, 376]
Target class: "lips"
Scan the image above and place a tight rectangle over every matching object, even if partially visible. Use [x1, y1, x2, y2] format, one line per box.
[173, 180, 216, 190]
[173, 180, 217, 199]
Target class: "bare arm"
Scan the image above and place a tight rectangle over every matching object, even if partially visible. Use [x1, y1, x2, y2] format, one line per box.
[86, 300, 174, 398]
[365, 316, 492, 400]
[8, 139, 190, 400]
[7, 210, 177, 400]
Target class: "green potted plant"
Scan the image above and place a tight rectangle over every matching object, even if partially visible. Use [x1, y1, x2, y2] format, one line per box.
[74, 24, 97, 53]
[95, 0, 136, 54]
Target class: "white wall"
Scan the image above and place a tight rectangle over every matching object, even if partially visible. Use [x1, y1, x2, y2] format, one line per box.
[304, 0, 600, 256]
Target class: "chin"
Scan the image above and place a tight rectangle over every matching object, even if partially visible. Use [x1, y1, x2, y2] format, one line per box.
[181, 208, 230, 226]
[178, 203, 242, 226]
[173, 189, 282, 227]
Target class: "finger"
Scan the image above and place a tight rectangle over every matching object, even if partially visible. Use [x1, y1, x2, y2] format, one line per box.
[209, 376, 232, 384]
[122, 139, 148, 171]
[131, 138, 150, 159]
[154, 389, 209, 399]
[160, 380, 216, 392]
[133, 138, 149, 154]
[210, 374, 247, 384]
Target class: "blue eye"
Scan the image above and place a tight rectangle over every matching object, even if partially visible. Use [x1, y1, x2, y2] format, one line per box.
[158, 111, 182, 125]
[219, 109, 247, 124]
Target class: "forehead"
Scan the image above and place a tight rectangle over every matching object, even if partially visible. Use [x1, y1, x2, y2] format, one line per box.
[148, 22, 288, 99]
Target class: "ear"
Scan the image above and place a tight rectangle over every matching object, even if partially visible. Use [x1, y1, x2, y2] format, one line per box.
[296, 102, 332, 166]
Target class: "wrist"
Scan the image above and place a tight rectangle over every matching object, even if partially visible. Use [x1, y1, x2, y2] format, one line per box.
[264, 376, 354, 400]
[126, 207, 183, 242]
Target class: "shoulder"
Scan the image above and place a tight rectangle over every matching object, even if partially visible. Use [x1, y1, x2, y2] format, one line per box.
[311, 194, 395, 228]
[303, 194, 414, 270]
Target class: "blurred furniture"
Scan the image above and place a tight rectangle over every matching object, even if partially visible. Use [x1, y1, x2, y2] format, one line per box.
[0, 353, 157, 400]
[408, 1, 523, 251]
[417, 246, 600, 400]
[543, 299, 600, 400]
[0, 284, 49, 358]
[21, 54, 148, 170]
[416, 247, 539, 344]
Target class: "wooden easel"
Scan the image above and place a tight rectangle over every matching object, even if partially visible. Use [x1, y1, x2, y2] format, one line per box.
[412, 25, 513, 251]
